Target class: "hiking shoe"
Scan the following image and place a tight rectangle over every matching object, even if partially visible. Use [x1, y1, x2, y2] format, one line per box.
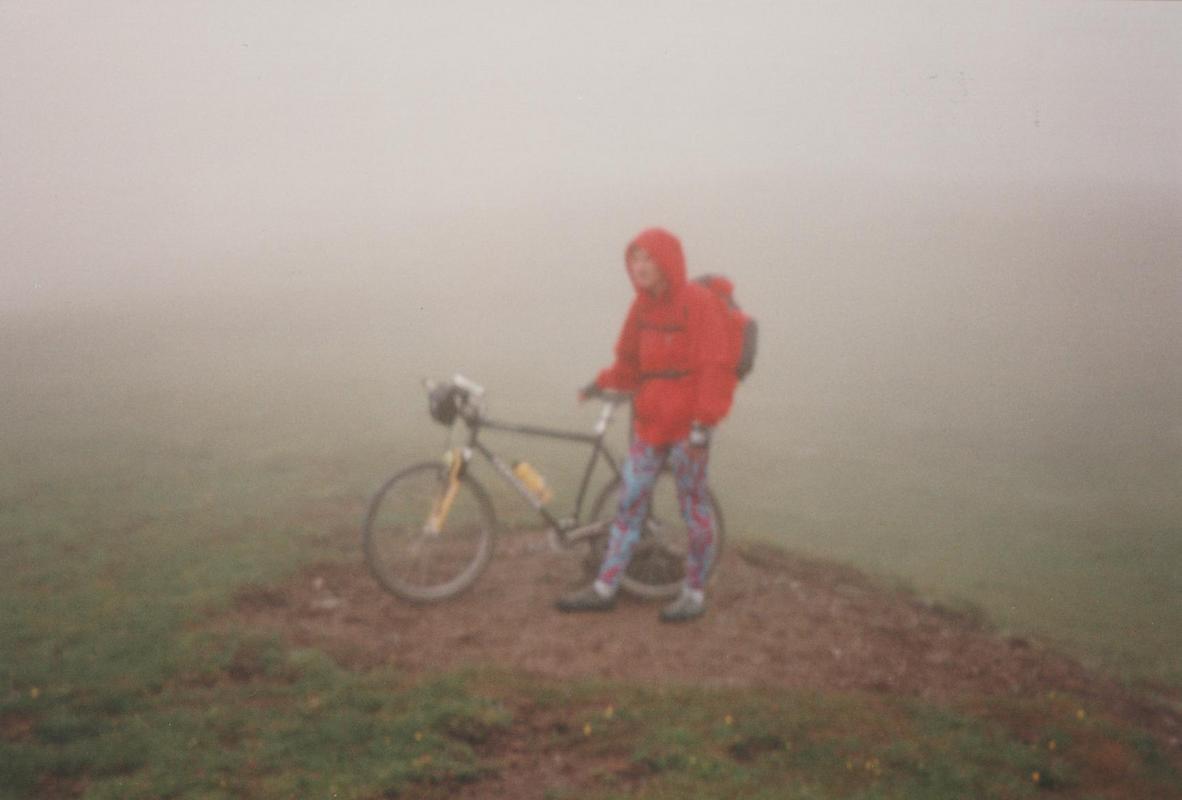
[556, 584, 616, 613]
[659, 589, 706, 623]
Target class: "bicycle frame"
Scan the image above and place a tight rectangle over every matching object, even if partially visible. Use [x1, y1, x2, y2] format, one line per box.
[366, 377, 722, 602]
[455, 400, 626, 537]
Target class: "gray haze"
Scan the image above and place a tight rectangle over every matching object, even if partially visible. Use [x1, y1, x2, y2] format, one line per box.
[2, 2, 1181, 647]
[5, 2, 1179, 432]
[3, 2, 1179, 296]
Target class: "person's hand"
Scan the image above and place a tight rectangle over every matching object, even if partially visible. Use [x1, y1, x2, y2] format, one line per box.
[688, 422, 711, 448]
[578, 380, 603, 403]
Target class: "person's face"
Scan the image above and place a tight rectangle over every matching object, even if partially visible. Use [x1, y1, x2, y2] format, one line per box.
[628, 248, 666, 294]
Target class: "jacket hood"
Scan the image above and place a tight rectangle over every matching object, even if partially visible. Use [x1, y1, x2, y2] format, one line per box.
[626, 228, 686, 298]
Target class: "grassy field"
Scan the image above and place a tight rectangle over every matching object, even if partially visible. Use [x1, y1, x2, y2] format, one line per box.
[2, 291, 1179, 797]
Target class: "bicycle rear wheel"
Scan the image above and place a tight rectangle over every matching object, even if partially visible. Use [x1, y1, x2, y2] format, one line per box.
[587, 468, 726, 599]
[363, 462, 496, 602]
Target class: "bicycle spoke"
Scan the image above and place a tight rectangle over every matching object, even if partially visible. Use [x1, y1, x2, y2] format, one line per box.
[363, 463, 495, 601]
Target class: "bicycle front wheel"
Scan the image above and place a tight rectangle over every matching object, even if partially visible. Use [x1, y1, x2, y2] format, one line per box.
[363, 462, 496, 602]
[587, 468, 726, 599]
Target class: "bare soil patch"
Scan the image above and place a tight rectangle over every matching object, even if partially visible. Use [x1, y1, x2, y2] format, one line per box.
[224, 533, 1181, 751]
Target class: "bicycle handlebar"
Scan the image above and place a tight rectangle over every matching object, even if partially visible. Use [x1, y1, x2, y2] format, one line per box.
[423, 375, 628, 437]
[429, 374, 629, 408]
[424, 375, 629, 435]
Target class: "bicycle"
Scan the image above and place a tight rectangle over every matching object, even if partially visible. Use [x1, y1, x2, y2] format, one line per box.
[362, 374, 726, 603]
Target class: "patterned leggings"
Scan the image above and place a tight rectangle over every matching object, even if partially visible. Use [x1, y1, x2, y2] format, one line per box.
[597, 437, 717, 591]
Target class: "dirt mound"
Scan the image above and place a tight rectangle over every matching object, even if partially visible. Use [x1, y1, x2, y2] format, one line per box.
[227, 533, 1181, 746]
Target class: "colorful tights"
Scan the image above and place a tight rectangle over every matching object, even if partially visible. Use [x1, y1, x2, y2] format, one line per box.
[597, 437, 717, 591]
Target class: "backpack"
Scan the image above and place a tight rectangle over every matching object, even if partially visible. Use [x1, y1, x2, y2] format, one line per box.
[693, 274, 758, 381]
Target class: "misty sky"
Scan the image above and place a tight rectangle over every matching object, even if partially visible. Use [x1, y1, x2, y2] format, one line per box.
[2, 2, 1180, 306]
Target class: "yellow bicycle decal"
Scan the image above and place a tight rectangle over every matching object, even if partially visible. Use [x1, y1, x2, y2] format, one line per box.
[425, 448, 464, 534]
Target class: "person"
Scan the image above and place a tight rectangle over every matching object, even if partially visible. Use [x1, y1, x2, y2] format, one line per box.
[557, 227, 735, 622]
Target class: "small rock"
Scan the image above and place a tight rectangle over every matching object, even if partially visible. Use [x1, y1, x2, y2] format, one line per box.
[309, 596, 343, 612]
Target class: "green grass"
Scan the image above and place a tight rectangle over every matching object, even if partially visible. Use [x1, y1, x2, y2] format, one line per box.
[1, 641, 510, 798]
[9, 627, 1178, 800]
[2, 298, 1180, 797]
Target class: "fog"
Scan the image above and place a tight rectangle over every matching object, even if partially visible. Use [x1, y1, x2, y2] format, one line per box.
[2, 3, 1180, 657]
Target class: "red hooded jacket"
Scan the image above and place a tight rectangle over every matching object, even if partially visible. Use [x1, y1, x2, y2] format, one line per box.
[594, 228, 736, 445]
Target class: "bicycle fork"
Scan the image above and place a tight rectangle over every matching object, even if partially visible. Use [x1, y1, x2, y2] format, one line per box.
[425, 448, 467, 534]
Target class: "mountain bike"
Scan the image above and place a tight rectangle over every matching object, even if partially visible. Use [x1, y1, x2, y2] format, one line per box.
[362, 375, 726, 603]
